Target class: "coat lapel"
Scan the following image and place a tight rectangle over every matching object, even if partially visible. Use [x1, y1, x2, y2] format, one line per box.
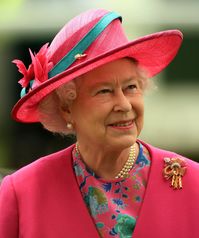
[132, 142, 195, 238]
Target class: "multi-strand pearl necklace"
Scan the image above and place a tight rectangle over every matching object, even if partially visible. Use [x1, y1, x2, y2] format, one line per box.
[115, 144, 136, 179]
[75, 143, 137, 179]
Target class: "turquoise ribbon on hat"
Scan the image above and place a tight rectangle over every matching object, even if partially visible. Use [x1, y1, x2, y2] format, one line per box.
[48, 11, 121, 78]
[20, 12, 121, 98]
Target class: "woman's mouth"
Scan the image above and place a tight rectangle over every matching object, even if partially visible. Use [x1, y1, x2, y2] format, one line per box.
[109, 120, 134, 130]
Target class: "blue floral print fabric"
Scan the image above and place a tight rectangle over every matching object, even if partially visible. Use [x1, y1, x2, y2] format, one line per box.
[72, 142, 151, 238]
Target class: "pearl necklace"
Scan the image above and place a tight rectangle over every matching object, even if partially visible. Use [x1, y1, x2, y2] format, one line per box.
[75, 143, 137, 179]
[115, 144, 136, 179]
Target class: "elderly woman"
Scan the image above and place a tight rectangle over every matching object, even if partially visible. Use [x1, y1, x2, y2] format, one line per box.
[0, 9, 198, 238]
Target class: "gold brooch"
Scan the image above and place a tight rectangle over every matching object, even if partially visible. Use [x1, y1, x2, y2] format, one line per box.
[163, 157, 187, 189]
[74, 53, 87, 60]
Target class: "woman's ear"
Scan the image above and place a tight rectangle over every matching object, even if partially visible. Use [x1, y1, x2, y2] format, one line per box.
[59, 103, 76, 131]
[59, 102, 73, 123]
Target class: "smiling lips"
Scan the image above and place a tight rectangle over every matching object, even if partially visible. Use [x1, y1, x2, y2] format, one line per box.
[109, 120, 134, 130]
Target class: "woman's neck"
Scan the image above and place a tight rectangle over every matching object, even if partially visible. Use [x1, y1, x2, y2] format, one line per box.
[76, 141, 139, 180]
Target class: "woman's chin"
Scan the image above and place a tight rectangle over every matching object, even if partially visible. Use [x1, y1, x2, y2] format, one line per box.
[104, 135, 137, 150]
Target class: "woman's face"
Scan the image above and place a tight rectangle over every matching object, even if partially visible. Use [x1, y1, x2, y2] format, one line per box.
[67, 58, 145, 150]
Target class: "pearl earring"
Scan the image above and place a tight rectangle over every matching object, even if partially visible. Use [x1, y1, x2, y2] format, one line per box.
[66, 122, 73, 130]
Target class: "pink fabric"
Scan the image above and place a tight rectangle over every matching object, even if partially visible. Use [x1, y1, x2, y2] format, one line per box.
[0, 142, 199, 238]
[72, 143, 151, 237]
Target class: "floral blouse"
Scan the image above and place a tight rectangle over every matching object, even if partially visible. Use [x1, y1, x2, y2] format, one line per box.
[72, 142, 151, 238]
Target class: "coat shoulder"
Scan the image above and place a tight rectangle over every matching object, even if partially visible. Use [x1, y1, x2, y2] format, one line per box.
[8, 144, 75, 185]
[141, 140, 199, 187]
[142, 140, 199, 166]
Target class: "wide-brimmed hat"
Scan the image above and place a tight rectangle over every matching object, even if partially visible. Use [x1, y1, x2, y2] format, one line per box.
[12, 8, 183, 123]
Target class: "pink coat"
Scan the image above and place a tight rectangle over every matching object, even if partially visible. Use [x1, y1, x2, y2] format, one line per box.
[0, 141, 199, 238]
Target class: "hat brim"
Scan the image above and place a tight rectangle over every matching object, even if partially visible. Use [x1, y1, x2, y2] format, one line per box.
[12, 30, 183, 122]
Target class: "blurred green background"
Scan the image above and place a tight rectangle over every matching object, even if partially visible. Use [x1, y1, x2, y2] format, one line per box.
[0, 0, 198, 171]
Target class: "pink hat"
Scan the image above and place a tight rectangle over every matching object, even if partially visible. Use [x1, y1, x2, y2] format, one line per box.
[12, 9, 183, 123]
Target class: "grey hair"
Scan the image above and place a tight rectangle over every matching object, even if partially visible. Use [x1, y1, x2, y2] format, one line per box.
[38, 81, 77, 135]
[38, 59, 152, 135]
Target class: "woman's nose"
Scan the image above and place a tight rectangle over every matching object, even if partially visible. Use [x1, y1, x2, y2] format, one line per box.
[113, 90, 132, 112]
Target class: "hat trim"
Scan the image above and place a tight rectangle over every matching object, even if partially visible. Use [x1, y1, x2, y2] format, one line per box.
[20, 12, 121, 99]
[48, 12, 121, 78]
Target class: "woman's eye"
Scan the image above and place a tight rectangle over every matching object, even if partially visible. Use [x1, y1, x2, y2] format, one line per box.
[127, 84, 137, 91]
[97, 89, 112, 94]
